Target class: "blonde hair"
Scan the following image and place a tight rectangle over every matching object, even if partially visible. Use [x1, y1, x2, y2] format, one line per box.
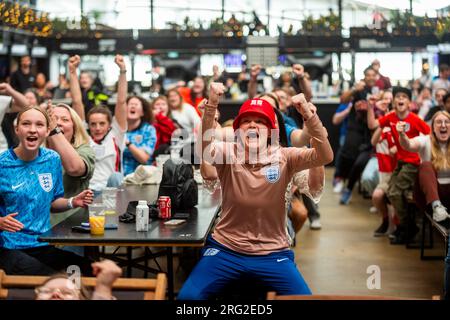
[54, 103, 90, 148]
[430, 111, 450, 172]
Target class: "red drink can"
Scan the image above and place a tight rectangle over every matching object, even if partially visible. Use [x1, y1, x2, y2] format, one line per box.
[158, 196, 171, 219]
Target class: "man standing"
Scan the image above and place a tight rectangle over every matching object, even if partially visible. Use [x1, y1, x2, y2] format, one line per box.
[432, 64, 450, 93]
[371, 59, 391, 90]
[10, 55, 35, 93]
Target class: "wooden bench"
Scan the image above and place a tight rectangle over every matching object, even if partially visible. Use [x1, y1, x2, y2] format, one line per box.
[0, 270, 167, 300]
[267, 292, 438, 300]
[420, 211, 449, 260]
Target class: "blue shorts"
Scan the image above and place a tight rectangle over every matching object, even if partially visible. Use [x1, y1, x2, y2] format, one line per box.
[177, 235, 311, 300]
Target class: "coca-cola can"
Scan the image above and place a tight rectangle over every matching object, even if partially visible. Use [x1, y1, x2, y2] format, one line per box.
[158, 196, 171, 219]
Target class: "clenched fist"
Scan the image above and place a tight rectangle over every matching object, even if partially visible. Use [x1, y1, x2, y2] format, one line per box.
[208, 82, 225, 106]
[396, 121, 407, 135]
[291, 93, 315, 120]
[292, 64, 305, 78]
[114, 54, 126, 71]
[0, 82, 12, 94]
[250, 64, 262, 79]
[68, 55, 81, 73]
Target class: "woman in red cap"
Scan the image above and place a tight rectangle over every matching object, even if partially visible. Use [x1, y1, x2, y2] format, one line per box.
[178, 83, 333, 300]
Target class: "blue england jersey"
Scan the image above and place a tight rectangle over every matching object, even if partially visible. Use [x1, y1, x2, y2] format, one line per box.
[0, 148, 64, 249]
[123, 122, 157, 175]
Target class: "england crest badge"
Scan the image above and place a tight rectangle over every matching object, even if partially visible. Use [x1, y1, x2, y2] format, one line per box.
[38, 173, 53, 192]
[263, 165, 280, 184]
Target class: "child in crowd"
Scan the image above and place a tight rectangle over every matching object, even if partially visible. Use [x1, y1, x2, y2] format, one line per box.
[0, 107, 93, 275]
[368, 87, 431, 244]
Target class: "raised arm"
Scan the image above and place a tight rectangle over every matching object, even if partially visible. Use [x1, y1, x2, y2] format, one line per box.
[396, 121, 421, 152]
[247, 64, 261, 99]
[367, 102, 380, 130]
[332, 103, 352, 125]
[291, 93, 334, 167]
[290, 102, 318, 147]
[45, 101, 87, 177]
[0, 83, 28, 111]
[340, 80, 365, 104]
[292, 64, 312, 102]
[114, 54, 127, 131]
[68, 55, 85, 121]
[371, 127, 382, 146]
[202, 83, 225, 175]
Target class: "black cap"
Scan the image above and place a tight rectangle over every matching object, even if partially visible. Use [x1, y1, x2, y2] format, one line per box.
[392, 86, 412, 100]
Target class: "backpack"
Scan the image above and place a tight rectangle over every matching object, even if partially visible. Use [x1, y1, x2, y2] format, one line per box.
[158, 158, 198, 209]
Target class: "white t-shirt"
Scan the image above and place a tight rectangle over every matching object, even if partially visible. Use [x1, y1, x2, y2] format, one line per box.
[0, 96, 12, 153]
[88, 117, 126, 191]
[171, 103, 201, 137]
[414, 135, 450, 184]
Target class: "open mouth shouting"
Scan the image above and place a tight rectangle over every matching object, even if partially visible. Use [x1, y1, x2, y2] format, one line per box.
[247, 130, 259, 140]
[25, 135, 40, 148]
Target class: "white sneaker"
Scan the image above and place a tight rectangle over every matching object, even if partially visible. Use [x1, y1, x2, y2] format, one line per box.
[432, 204, 449, 222]
[369, 206, 378, 214]
[310, 219, 322, 230]
[333, 181, 344, 193]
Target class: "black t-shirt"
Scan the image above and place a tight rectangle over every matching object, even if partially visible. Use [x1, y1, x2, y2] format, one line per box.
[10, 69, 34, 93]
[424, 106, 442, 122]
[340, 87, 373, 158]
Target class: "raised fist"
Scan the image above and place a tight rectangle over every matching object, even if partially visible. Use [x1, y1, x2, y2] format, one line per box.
[114, 54, 126, 71]
[250, 64, 262, 79]
[292, 64, 304, 78]
[208, 82, 225, 106]
[68, 55, 81, 73]
[0, 82, 12, 94]
[291, 93, 314, 119]
[396, 121, 407, 134]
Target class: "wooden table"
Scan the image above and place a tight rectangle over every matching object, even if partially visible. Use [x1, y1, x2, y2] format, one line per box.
[39, 185, 221, 300]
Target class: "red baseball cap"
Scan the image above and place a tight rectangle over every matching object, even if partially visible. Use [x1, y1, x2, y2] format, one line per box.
[232, 98, 276, 131]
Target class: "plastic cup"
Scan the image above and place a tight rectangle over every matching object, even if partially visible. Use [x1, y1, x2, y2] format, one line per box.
[102, 187, 118, 215]
[88, 203, 106, 235]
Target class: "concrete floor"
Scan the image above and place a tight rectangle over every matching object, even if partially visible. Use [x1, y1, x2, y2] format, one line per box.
[294, 168, 445, 299]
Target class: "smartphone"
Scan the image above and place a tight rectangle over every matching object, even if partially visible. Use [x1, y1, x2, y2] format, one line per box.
[105, 223, 118, 230]
[164, 219, 186, 226]
[172, 212, 190, 219]
[72, 225, 90, 233]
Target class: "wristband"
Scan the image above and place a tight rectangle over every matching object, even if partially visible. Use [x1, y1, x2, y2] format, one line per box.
[126, 141, 132, 147]
[204, 100, 218, 108]
[120, 69, 127, 74]
[68, 197, 74, 209]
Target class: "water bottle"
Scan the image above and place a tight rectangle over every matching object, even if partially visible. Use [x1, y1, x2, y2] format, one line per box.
[136, 200, 149, 232]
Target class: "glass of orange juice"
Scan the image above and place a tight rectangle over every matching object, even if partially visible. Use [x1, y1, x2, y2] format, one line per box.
[88, 203, 106, 235]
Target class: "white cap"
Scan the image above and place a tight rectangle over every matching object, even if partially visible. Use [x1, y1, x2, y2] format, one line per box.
[138, 200, 148, 206]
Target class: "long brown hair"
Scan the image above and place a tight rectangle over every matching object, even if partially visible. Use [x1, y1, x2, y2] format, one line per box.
[430, 111, 450, 172]
[127, 95, 153, 124]
[167, 88, 183, 110]
[151, 95, 171, 119]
